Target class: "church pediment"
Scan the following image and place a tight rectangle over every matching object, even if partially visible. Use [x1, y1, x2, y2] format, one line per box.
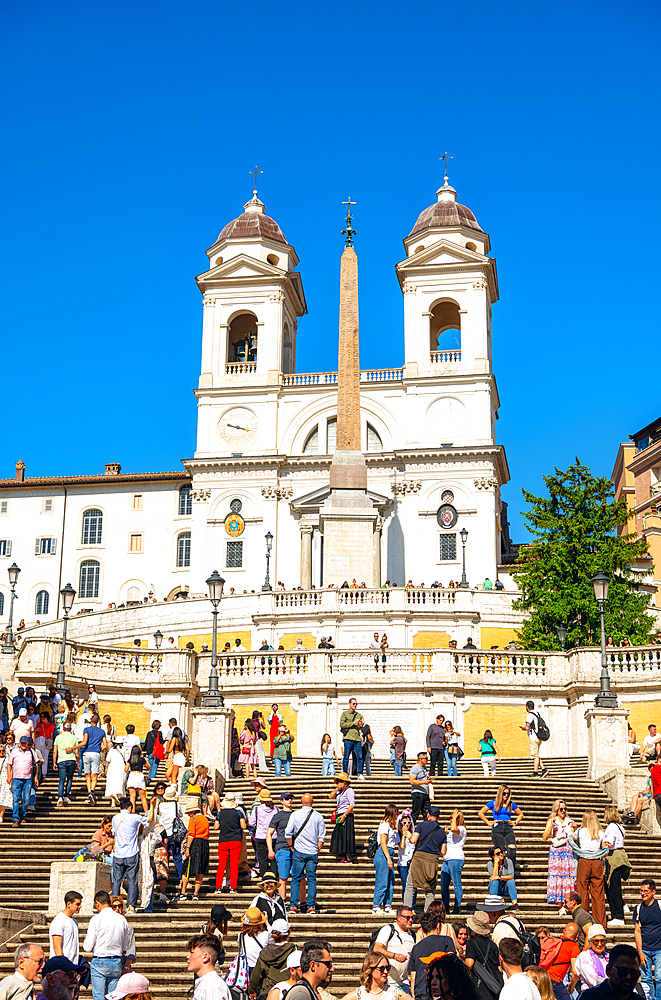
[196, 253, 285, 283]
[397, 239, 488, 270]
[291, 484, 392, 512]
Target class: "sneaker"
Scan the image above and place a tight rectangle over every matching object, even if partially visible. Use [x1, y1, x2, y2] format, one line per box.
[558, 906, 568, 916]
[532, 771, 540, 777]
[214, 889, 224, 895]
[192, 895, 199, 901]
[540, 768, 549, 778]
[63, 797, 71, 805]
[288, 906, 299, 914]
[127, 906, 135, 914]
[358, 775, 366, 781]
[624, 904, 631, 914]
[608, 919, 625, 927]
[86, 794, 94, 804]
[384, 906, 394, 914]
[372, 907, 385, 916]
[159, 893, 168, 903]
[57, 798, 64, 808]
[229, 889, 238, 895]
[307, 907, 319, 915]
[27, 806, 36, 812]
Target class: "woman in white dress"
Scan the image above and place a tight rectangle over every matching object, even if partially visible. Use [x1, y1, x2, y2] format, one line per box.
[343, 951, 402, 1000]
[105, 742, 126, 806]
[137, 797, 159, 911]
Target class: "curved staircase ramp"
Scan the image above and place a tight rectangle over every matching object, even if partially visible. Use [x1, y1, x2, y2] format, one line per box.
[0, 756, 654, 994]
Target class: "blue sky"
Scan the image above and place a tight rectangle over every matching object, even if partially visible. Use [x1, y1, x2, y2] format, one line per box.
[2, 0, 659, 539]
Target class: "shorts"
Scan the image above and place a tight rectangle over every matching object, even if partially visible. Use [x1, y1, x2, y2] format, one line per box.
[276, 848, 292, 879]
[83, 751, 101, 774]
[529, 736, 542, 757]
[127, 772, 145, 790]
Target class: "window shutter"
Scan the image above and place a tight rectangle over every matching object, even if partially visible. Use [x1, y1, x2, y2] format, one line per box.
[51, 538, 57, 555]
[35, 539, 41, 555]
[6, 540, 11, 556]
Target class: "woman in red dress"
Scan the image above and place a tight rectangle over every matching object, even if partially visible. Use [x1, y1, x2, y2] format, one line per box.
[268, 704, 283, 757]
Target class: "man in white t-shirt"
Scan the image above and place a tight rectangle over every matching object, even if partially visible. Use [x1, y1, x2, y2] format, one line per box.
[520, 700, 548, 778]
[373, 906, 415, 990]
[187, 934, 231, 1000]
[642, 724, 661, 761]
[49, 891, 83, 963]
[498, 938, 541, 1000]
[10, 709, 34, 742]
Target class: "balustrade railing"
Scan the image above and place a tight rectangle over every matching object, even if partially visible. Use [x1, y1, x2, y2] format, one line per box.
[430, 350, 461, 363]
[281, 368, 403, 388]
[452, 651, 547, 677]
[225, 362, 257, 375]
[270, 587, 458, 611]
[607, 647, 661, 672]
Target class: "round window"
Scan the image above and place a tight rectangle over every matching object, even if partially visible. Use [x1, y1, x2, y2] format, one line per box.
[230, 498, 243, 514]
[441, 489, 454, 504]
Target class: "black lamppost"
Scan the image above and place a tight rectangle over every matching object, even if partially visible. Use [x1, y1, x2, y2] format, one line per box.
[591, 570, 617, 708]
[153, 630, 163, 649]
[2, 563, 21, 654]
[556, 624, 567, 651]
[56, 582, 76, 693]
[458, 528, 469, 588]
[203, 570, 225, 706]
[262, 532, 273, 592]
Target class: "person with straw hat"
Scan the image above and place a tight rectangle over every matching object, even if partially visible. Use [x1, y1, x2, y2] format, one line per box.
[329, 773, 355, 864]
[177, 800, 210, 902]
[238, 908, 269, 975]
[463, 911, 503, 1000]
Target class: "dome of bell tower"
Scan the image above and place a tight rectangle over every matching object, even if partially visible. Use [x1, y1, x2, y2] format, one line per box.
[407, 176, 483, 238]
[217, 193, 288, 245]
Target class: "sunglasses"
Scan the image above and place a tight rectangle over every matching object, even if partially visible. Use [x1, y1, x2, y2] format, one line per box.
[376, 966, 390, 974]
[612, 968, 639, 980]
[315, 959, 333, 969]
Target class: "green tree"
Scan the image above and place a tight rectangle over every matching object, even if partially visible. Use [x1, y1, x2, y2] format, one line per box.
[512, 458, 653, 650]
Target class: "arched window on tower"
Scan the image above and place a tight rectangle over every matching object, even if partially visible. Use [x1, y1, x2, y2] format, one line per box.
[179, 485, 192, 516]
[303, 427, 318, 454]
[367, 424, 383, 452]
[227, 312, 258, 368]
[430, 301, 461, 363]
[282, 322, 293, 374]
[35, 590, 49, 617]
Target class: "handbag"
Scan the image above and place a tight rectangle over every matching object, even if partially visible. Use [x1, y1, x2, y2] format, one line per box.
[471, 939, 503, 996]
[225, 936, 250, 991]
[330, 810, 337, 823]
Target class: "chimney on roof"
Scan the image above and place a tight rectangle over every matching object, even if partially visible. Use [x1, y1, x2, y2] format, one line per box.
[15, 460, 25, 483]
[105, 463, 121, 476]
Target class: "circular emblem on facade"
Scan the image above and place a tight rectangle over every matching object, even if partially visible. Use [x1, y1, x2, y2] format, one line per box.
[225, 513, 245, 537]
[437, 504, 458, 529]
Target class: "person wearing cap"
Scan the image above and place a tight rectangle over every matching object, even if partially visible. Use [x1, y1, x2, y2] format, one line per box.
[200, 904, 232, 968]
[53, 723, 79, 806]
[104, 972, 152, 1000]
[0, 943, 45, 1000]
[402, 805, 447, 910]
[10, 708, 35, 743]
[285, 794, 326, 915]
[187, 934, 231, 1000]
[35, 957, 86, 1000]
[251, 875, 288, 925]
[11, 688, 27, 719]
[463, 911, 503, 1000]
[214, 791, 247, 894]
[266, 950, 303, 1000]
[574, 925, 609, 990]
[248, 918, 295, 996]
[82, 890, 133, 1000]
[238, 908, 270, 975]
[49, 891, 83, 963]
[250, 789, 279, 878]
[267, 792, 295, 903]
[6, 735, 39, 827]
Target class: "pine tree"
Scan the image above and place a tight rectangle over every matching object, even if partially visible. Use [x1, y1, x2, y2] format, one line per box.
[512, 458, 653, 650]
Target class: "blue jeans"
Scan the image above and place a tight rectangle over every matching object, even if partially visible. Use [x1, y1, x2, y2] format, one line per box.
[274, 758, 291, 777]
[322, 757, 335, 776]
[398, 865, 417, 905]
[445, 749, 458, 777]
[166, 838, 184, 879]
[440, 859, 464, 910]
[394, 761, 403, 776]
[11, 778, 31, 821]
[57, 761, 76, 799]
[489, 877, 517, 902]
[373, 847, 395, 908]
[364, 750, 372, 776]
[342, 739, 363, 775]
[90, 957, 123, 1000]
[290, 851, 318, 909]
[112, 852, 140, 908]
[642, 948, 661, 1000]
[148, 754, 159, 783]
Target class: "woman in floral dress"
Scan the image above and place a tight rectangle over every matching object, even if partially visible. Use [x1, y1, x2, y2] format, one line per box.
[542, 798, 577, 904]
[239, 719, 258, 780]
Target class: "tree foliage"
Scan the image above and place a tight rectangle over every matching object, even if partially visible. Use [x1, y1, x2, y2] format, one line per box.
[512, 458, 653, 650]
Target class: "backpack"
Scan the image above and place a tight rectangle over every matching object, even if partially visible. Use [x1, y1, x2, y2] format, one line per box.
[533, 712, 550, 742]
[368, 922, 414, 952]
[499, 919, 541, 970]
[366, 830, 379, 859]
[539, 936, 564, 971]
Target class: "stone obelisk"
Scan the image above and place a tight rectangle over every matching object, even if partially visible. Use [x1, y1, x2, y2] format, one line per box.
[321, 200, 378, 585]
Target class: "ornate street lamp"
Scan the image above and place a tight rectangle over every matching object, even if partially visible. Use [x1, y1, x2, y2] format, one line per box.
[591, 570, 617, 708]
[262, 532, 274, 592]
[203, 570, 225, 706]
[153, 630, 163, 649]
[2, 563, 21, 654]
[56, 582, 76, 693]
[556, 624, 567, 651]
[458, 528, 469, 588]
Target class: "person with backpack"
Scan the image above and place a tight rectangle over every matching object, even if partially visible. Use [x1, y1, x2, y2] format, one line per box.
[464, 911, 503, 1000]
[372, 905, 416, 992]
[520, 700, 549, 778]
[536, 922, 580, 1000]
[478, 784, 524, 874]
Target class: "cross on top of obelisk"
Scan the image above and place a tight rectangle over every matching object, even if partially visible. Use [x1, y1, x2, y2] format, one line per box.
[342, 196, 356, 245]
[249, 164, 263, 196]
[440, 151, 453, 179]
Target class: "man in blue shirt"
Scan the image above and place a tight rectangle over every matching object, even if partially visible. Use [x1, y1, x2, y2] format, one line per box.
[285, 793, 326, 916]
[403, 805, 447, 911]
[111, 797, 150, 913]
[70, 714, 107, 804]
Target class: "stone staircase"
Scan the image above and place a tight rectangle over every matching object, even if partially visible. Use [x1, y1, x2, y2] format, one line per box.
[0, 756, 655, 995]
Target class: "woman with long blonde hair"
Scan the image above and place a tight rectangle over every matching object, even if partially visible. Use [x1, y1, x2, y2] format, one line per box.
[526, 966, 554, 1000]
[440, 809, 467, 913]
[575, 809, 606, 927]
[542, 799, 576, 905]
[372, 802, 398, 914]
[343, 949, 401, 1000]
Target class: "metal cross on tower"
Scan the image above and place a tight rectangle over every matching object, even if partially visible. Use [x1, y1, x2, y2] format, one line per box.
[342, 196, 357, 245]
[249, 164, 263, 194]
[440, 151, 453, 178]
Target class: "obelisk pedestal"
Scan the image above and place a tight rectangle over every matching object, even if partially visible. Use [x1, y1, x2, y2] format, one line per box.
[320, 223, 377, 586]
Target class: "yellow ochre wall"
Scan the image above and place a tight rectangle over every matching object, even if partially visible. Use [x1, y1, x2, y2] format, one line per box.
[277, 633, 317, 650]
[480, 627, 520, 648]
[178, 631, 252, 652]
[463, 704, 530, 759]
[620, 701, 661, 744]
[87, 700, 151, 738]
[413, 631, 451, 648]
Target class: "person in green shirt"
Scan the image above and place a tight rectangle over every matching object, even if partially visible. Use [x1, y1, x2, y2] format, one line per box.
[53, 723, 79, 805]
[478, 729, 501, 777]
[339, 699, 365, 780]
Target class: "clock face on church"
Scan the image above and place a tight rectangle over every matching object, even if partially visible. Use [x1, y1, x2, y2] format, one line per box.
[218, 407, 259, 446]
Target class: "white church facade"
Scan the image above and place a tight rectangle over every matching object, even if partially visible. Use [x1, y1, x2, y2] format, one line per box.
[0, 174, 514, 628]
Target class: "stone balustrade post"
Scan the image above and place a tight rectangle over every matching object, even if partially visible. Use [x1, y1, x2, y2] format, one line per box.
[584, 706, 630, 781]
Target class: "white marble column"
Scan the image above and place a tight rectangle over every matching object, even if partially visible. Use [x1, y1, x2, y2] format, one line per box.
[373, 517, 383, 587]
[300, 525, 313, 590]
